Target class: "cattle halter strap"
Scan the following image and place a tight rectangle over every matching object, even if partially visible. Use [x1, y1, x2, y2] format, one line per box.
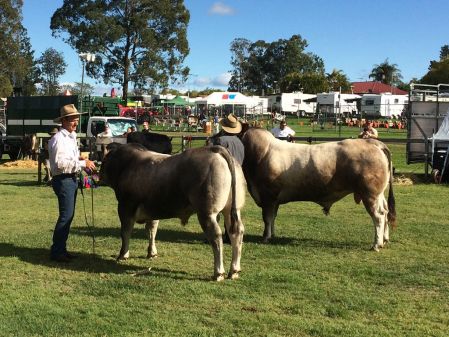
[79, 170, 99, 255]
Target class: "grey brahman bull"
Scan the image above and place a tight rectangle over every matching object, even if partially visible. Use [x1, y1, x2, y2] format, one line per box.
[241, 128, 396, 251]
[100, 143, 246, 280]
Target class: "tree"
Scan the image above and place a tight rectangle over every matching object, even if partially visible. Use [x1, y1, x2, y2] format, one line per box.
[369, 59, 403, 86]
[37, 48, 67, 95]
[228, 38, 252, 92]
[59, 82, 95, 96]
[326, 69, 351, 92]
[0, 0, 37, 96]
[397, 78, 419, 92]
[50, 0, 190, 102]
[440, 45, 449, 60]
[16, 28, 39, 95]
[283, 72, 328, 94]
[228, 35, 325, 95]
[421, 58, 449, 85]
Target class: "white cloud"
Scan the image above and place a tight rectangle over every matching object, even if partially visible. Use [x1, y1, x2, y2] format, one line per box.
[208, 2, 235, 16]
[211, 72, 231, 87]
[194, 76, 212, 87]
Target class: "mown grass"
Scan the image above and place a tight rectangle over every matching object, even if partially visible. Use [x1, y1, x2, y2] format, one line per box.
[0, 143, 448, 337]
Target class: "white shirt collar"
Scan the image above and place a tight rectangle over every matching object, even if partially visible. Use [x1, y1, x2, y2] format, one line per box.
[60, 128, 76, 139]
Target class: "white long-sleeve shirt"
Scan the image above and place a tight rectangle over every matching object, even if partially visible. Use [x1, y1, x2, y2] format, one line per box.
[48, 128, 86, 176]
[271, 125, 296, 138]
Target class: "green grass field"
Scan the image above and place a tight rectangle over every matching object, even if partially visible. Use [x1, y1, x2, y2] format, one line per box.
[0, 142, 447, 337]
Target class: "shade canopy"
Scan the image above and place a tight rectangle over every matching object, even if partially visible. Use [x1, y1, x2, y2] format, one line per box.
[163, 96, 189, 106]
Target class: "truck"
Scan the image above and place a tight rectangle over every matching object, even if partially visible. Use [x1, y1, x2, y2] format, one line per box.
[0, 95, 137, 160]
[85, 115, 137, 159]
[1, 95, 79, 160]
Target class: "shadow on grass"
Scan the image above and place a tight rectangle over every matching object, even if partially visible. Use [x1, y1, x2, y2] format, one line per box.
[72, 226, 297, 246]
[0, 180, 41, 187]
[292, 237, 365, 250]
[0, 242, 205, 281]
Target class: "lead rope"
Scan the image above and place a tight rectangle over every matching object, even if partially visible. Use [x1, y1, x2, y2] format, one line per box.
[79, 171, 97, 255]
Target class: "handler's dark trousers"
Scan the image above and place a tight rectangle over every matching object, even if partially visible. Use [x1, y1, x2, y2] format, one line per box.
[51, 174, 78, 258]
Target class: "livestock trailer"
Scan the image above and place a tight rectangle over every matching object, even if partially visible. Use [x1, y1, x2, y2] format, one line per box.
[406, 83, 449, 175]
[1, 95, 78, 159]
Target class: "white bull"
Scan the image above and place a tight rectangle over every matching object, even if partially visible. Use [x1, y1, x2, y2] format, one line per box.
[241, 128, 396, 251]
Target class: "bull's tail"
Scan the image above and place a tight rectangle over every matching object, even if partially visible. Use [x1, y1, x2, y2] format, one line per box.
[212, 146, 239, 234]
[381, 145, 397, 229]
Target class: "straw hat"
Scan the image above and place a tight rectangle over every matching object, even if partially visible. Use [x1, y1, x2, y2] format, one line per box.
[220, 114, 242, 134]
[53, 104, 86, 123]
[48, 127, 59, 135]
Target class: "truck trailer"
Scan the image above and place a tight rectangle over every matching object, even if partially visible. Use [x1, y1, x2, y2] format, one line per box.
[0, 95, 136, 160]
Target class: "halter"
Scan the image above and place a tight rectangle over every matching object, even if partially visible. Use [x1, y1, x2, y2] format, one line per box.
[79, 168, 100, 255]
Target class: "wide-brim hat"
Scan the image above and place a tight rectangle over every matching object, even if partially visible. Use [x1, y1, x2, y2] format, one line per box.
[220, 113, 242, 134]
[53, 104, 86, 123]
[48, 127, 59, 135]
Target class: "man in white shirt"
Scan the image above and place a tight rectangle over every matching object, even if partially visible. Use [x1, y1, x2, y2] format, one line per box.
[97, 123, 113, 138]
[271, 120, 296, 140]
[48, 104, 96, 262]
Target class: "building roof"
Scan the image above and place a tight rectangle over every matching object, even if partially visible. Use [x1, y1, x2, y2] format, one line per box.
[352, 81, 407, 95]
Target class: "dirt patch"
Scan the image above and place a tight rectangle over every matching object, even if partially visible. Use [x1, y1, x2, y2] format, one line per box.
[0, 160, 38, 169]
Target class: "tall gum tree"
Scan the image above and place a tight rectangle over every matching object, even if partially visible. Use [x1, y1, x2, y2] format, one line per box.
[0, 0, 37, 96]
[50, 0, 190, 101]
[228, 35, 325, 95]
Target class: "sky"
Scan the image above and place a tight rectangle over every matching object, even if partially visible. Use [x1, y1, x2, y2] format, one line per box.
[22, 0, 449, 95]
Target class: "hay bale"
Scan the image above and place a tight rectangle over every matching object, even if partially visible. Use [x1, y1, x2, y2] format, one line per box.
[0, 160, 38, 169]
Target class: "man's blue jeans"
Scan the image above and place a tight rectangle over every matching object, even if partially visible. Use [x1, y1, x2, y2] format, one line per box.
[51, 174, 78, 258]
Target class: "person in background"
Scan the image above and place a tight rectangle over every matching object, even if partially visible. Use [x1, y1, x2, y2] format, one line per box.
[208, 113, 244, 165]
[207, 113, 244, 244]
[359, 121, 378, 139]
[122, 126, 133, 137]
[142, 121, 150, 133]
[48, 104, 96, 262]
[213, 113, 220, 134]
[271, 120, 296, 140]
[97, 123, 112, 137]
[41, 127, 59, 185]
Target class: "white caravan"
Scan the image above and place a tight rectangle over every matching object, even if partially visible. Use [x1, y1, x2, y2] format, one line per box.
[268, 92, 317, 116]
[316, 92, 361, 115]
[361, 93, 408, 118]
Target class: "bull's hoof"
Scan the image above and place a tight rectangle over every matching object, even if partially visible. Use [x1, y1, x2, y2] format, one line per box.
[117, 251, 130, 260]
[213, 273, 225, 282]
[262, 237, 272, 244]
[228, 270, 240, 280]
[370, 245, 381, 252]
[146, 253, 158, 259]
